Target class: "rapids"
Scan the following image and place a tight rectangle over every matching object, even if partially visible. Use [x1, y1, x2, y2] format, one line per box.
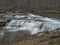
[3, 13, 60, 35]
[0, 13, 60, 44]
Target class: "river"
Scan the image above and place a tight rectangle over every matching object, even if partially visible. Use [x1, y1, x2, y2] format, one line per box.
[0, 13, 60, 45]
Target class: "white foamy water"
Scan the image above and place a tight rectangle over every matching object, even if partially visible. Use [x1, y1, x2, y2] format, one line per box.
[3, 13, 60, 35]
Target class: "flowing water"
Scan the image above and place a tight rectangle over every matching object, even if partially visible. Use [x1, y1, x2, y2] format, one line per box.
[0, 13, 60, 44]
[3, 13, 60, 34]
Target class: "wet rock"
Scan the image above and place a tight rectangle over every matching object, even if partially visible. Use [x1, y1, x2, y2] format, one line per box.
[0, 19, 11, 26]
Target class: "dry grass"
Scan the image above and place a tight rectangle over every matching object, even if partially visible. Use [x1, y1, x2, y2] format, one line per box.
[0, 26, 60, 45]
[10, 31, 60, 45]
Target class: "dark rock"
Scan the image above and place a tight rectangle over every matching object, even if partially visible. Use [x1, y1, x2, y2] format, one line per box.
[0, 19, 11, 26]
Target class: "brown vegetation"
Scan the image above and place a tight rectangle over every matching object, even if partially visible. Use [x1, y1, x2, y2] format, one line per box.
[1, 30, 60, 45]
[0, 0, 60, 13]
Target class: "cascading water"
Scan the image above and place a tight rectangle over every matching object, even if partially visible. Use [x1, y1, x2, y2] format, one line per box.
[3, 13, 60, 34]
[0, 13, 60, 45]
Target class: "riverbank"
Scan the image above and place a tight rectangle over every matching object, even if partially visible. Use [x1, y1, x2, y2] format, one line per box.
[10, 31, 60, 45]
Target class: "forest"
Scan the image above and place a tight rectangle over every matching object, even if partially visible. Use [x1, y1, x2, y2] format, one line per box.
[0, 0, 60, 13]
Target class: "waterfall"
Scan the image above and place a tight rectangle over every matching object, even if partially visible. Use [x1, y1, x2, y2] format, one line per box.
[3, 13, 60, 35]
[0, 13, 60, 44]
